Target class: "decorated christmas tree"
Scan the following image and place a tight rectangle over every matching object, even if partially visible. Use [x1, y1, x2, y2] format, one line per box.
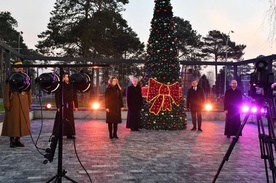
[141, 0, 187, 130]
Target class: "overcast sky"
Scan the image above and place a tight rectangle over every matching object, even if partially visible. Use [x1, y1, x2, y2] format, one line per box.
[0, 0, 275, 60]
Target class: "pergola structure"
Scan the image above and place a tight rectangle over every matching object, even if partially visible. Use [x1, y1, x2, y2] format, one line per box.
[1, 40, 276, 87]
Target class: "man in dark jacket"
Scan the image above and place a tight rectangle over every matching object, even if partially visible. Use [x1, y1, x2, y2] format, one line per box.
[186, 80, 205, 131]
[53, 73, 78, 139]
[126, 77, 143, 131]
[224, 80, 242, 138]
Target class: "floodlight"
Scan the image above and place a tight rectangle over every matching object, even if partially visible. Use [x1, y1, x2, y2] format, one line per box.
[35, 73, 60, 94]
[45, 103, 52, 110]
[70, 72, 91, 93]
[254, 60, 268, 71]
[91, 102, 100, 110]
[251, 106, 258, 113]
[8, 72, 31, 92]
[241, 105, 249, 113]
[204, 103, 213, 111]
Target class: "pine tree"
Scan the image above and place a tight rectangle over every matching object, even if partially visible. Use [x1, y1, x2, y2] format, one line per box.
[141, 0, 187, 130]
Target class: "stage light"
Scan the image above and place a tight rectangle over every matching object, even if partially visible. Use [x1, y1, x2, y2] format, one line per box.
[254, 60, 268, 71]
[45, 103, 52, 110]
[241, 105, 249, 113]
[241, 104, 267, 114]
[204, 103, 213, 111]
[35, 73, 60, 94]
[8, 72, 31, 92]
[261, 108, 266, 113]
[251, 106, 258, 113]
[70, 72, 91, 93]
[91, 102, 100, 110]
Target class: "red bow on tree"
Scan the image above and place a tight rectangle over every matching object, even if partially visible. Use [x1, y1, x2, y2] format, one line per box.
[142, 78, 181, 115]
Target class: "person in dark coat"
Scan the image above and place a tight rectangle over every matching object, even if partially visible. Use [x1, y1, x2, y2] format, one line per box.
[105, 77, 124, 139]
[2, 61, 32, 148]
[186, 80, 205, 131]
[224, 79, 242, 138]
[126, 77, 143, 131]
[52, 73, 78, 139]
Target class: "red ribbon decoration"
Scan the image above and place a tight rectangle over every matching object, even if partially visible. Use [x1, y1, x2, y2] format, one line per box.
[142, 78, 181, 115]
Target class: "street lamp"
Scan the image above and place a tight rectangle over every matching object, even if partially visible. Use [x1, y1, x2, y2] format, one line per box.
[224, 30, 234, 93]
[18, 31, 23, 53]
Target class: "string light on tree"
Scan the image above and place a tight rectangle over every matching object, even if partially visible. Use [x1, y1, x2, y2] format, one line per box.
[141, 0, 187, 130]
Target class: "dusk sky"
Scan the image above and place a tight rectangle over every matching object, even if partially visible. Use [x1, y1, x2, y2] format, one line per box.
[0, 0, 275, 60]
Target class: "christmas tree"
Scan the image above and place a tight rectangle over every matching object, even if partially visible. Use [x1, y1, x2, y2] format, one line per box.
[141, 0, 187, 130]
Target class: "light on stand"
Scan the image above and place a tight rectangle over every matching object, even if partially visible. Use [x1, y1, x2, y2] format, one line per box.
[70, 72, 91, 92]
[35, 73, 60, 94]
[8, 72, 31, 92]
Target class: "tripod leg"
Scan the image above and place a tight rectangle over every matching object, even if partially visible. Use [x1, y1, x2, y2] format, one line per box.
[64, 175, 78, 183]
[46, 174, 77, 183]
[212, 113, 250, 183]
[256, 115, 271, 183]
[46, 175, 58, 183]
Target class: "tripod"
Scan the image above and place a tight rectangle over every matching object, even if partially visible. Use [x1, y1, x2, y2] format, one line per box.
[46, 67, 77, 183]
[213, 101, 276, 183]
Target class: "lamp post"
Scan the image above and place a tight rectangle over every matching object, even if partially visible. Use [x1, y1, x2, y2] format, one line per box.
[18, 31, 23, 53]
[224, 30, 234, 93]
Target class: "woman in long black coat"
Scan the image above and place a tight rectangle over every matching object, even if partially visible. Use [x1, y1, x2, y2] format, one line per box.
[126, 77, 143, 131]
[224, 80, 242, 138]
[105, 77, 124, 139]
[52, 73, 78, 139]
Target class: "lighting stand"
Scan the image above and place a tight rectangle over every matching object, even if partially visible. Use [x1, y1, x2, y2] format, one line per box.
[46, 66, 77, 183]
[212, 101, 276, 183]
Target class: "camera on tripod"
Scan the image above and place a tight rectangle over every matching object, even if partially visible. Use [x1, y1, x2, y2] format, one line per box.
[249, 60, 274, 102]
[214, 60, 276, 182]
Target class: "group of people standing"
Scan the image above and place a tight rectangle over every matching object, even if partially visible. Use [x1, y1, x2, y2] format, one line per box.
[186, 79, 242, 138]
[106, 77, 243, 139]
[105, 76, 143, 139]
[2, 63, 79, 148]
[1, 61, 243, 147]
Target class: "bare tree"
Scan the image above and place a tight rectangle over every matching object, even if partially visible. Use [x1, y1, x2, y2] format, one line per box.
[267, 0, 276, 41]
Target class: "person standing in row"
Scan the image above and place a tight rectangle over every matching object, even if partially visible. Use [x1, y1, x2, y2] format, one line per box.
[186, 80, 205, 131]
[52, 73, 78, 139]
[126, 77, 143, 131]
[2, 61, 32, 148]
[224, 79, 242, 138]
[105, 77, 124, 139]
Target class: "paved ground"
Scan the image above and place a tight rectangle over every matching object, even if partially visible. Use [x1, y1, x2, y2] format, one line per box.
[0, 118, 274, 183]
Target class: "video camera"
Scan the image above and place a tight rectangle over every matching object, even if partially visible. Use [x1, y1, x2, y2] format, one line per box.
[249, 60, 274, 101]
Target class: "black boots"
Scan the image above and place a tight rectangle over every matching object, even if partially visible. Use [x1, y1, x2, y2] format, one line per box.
[108, 123, 113, 139]
[113, 123, 118, 139]
[10, 137, 25, 148]
[10, 137, 16, 148]
[108, 123, 118, 139]
[113, 133, 118, 139]
[15, 137, 25, 147]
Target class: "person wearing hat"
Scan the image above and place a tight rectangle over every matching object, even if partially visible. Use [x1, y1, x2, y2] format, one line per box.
[2, 61, 32, 148]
